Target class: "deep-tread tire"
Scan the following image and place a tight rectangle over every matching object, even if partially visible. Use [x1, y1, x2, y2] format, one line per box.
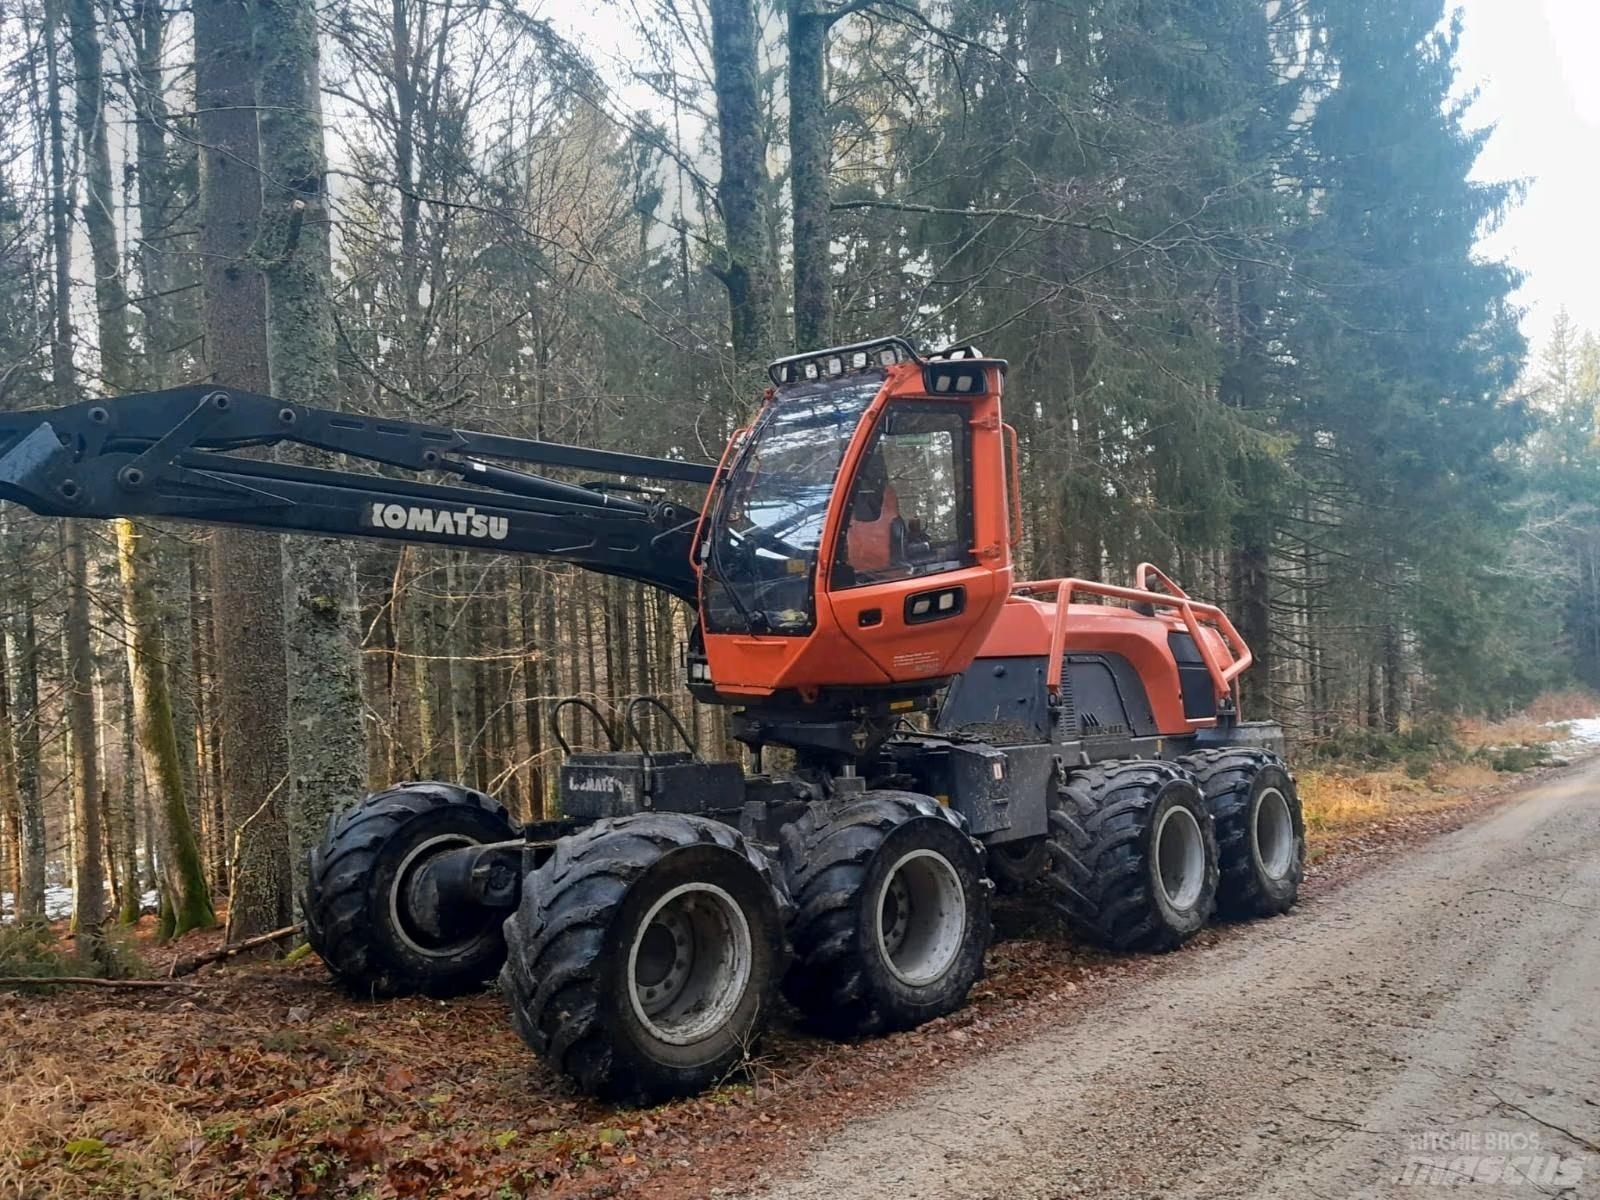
[1044, 760, 1218, 952]
[986, 838, 1050, 894]
[303, 781, 514, 998]
[780, 791, 992, 1036]
[500, 814, 788, 1105]
[1179, 749, 1304, 918]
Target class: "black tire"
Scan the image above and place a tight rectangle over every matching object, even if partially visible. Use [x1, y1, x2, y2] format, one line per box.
[1179, 749, 1304, 918]
[1044, 760, 1218, 952]
[500, 814, 788, 1105]
[303, 781, 515, 998]
[986, 838, 1050, 894]
[781, 791, 992, 1036]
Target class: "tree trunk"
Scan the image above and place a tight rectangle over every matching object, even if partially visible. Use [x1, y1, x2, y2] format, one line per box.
[0, 643, 23, 911]
[251, 0, 369, 896]
[632, 586, 650, 717]
[788, 1, 832, 350]
[116, 670, 140, 923]
[65, 0, 135, 392]
[445, 552, 471, 778]
[382, 549, 406, 780]
[409, 554, 442, 776]
[1383, 622, 1403, 734]
[604, 577, 620, 711]
[196, 0, 294, 939]
[130, 0, 206, 843]
[1231, 543, 1272, 718]
[65, 0, 146, 933]
[43, 0, 107, 959]
[140, 789, 159, 891]
[118, 521, 218, 934]
[189, 550, 226, 892]
[132, 0, 176, 374]
[519, 561, 546, 816]
[63, 522, 109, 952]
[708, 0, 774, 374]
[539, 568, 561, 810]
[2, 516, 45, 918]
[160, 542, 202, 833]
[470, 582, 490, 789]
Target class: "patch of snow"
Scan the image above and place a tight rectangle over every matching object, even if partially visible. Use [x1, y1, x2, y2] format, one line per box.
[1545, 716, 1600, 759]
[2, 885, 160, 923]
[1552, 717, 1600, 744]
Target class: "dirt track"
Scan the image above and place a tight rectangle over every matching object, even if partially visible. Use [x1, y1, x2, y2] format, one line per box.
[744, 761, 1600, 1199]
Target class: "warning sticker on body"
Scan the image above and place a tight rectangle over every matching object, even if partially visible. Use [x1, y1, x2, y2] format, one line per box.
[891, 650, 942, 674]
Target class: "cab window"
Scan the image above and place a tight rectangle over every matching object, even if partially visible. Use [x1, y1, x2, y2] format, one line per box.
[830, 405, 973, 589]
[703, 372, 883, 634]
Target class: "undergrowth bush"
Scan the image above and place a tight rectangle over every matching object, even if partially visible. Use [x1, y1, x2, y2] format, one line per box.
[1305, 713, 1561, 779]
[1479, 744, 1555, 773]
[0, 918, 147, 981]
[0, 917, 62, 978]
[1304, 718, 1462, 770]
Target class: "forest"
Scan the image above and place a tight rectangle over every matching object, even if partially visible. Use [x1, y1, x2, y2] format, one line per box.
[0, 0, 1595, 962]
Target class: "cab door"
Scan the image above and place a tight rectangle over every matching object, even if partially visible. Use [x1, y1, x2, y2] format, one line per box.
[822, 402, 1008, 684]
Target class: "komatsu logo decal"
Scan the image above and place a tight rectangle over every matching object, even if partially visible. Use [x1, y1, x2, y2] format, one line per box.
[566, 773, 626, 796]
[369, 503, 508, 541]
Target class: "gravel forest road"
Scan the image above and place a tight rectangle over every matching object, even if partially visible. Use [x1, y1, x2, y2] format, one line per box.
[745, 761, 1600, 1200]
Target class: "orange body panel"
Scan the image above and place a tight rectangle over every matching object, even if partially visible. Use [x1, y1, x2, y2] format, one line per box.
[976, 595, 1240, 734]
[699, 359, 1013, 698]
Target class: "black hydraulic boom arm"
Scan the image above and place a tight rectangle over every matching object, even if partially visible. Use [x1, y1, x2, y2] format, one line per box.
[0, 384, 716, 601]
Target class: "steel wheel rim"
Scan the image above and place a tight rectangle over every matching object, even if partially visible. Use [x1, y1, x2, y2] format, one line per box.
[627, 882, 753, 1046]
[392, 833, 478, 958]
[874, 848, 966, 987]
[1154, 804, 1205, 911]
[1255, 787, 1295, 879]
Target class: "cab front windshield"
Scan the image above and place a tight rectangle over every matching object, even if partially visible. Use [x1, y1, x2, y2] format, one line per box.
[703, 373, 883, 634]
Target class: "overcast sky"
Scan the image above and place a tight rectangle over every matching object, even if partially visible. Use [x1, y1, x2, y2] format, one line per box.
[1457, 0, 1600, 353]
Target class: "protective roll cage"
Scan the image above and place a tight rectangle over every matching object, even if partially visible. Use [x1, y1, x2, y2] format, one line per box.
[0, 384, 716, 601]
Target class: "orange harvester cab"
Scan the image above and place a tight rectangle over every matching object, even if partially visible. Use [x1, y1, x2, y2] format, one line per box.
[693, 348, 1014, 699]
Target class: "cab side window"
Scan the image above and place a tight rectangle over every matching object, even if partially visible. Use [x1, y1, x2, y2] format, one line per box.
[831, 406, 973, 589]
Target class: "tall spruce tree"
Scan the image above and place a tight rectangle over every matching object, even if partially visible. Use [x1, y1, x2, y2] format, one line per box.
[1288, 0, 1526, 716]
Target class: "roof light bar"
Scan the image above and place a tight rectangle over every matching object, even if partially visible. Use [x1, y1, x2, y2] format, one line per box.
[767, 336, 921, 387]
[764, 335, 1010, 393]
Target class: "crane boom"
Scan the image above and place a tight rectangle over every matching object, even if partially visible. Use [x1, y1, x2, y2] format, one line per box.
[0, 384, 715, 600]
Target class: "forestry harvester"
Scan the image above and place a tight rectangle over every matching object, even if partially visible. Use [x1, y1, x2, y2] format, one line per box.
[0, 336, 1302, 1102]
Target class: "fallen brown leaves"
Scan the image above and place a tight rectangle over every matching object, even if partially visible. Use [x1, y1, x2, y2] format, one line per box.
[1, 756, 1588, 1200]
[0, 906, 1145, 1200]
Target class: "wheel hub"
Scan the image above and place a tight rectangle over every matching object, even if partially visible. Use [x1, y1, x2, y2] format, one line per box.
[874, 848, 966, 988]
[628, 883, 752, 1046]
[1255, 787, 1295, 879]
[880, 872, 911, 957]
[634, 919, 681, 990]
[1154, 804, 1205, 911]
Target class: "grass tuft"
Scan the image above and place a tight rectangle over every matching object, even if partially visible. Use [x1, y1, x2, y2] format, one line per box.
[1520, 688, 1600, 723]
[1456, 715, 1565, 750]
[1298, 768, 1474, 846]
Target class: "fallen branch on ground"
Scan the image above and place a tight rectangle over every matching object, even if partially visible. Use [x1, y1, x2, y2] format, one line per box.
[0, 975, 199, 989]
[168, 923, 305, 977]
